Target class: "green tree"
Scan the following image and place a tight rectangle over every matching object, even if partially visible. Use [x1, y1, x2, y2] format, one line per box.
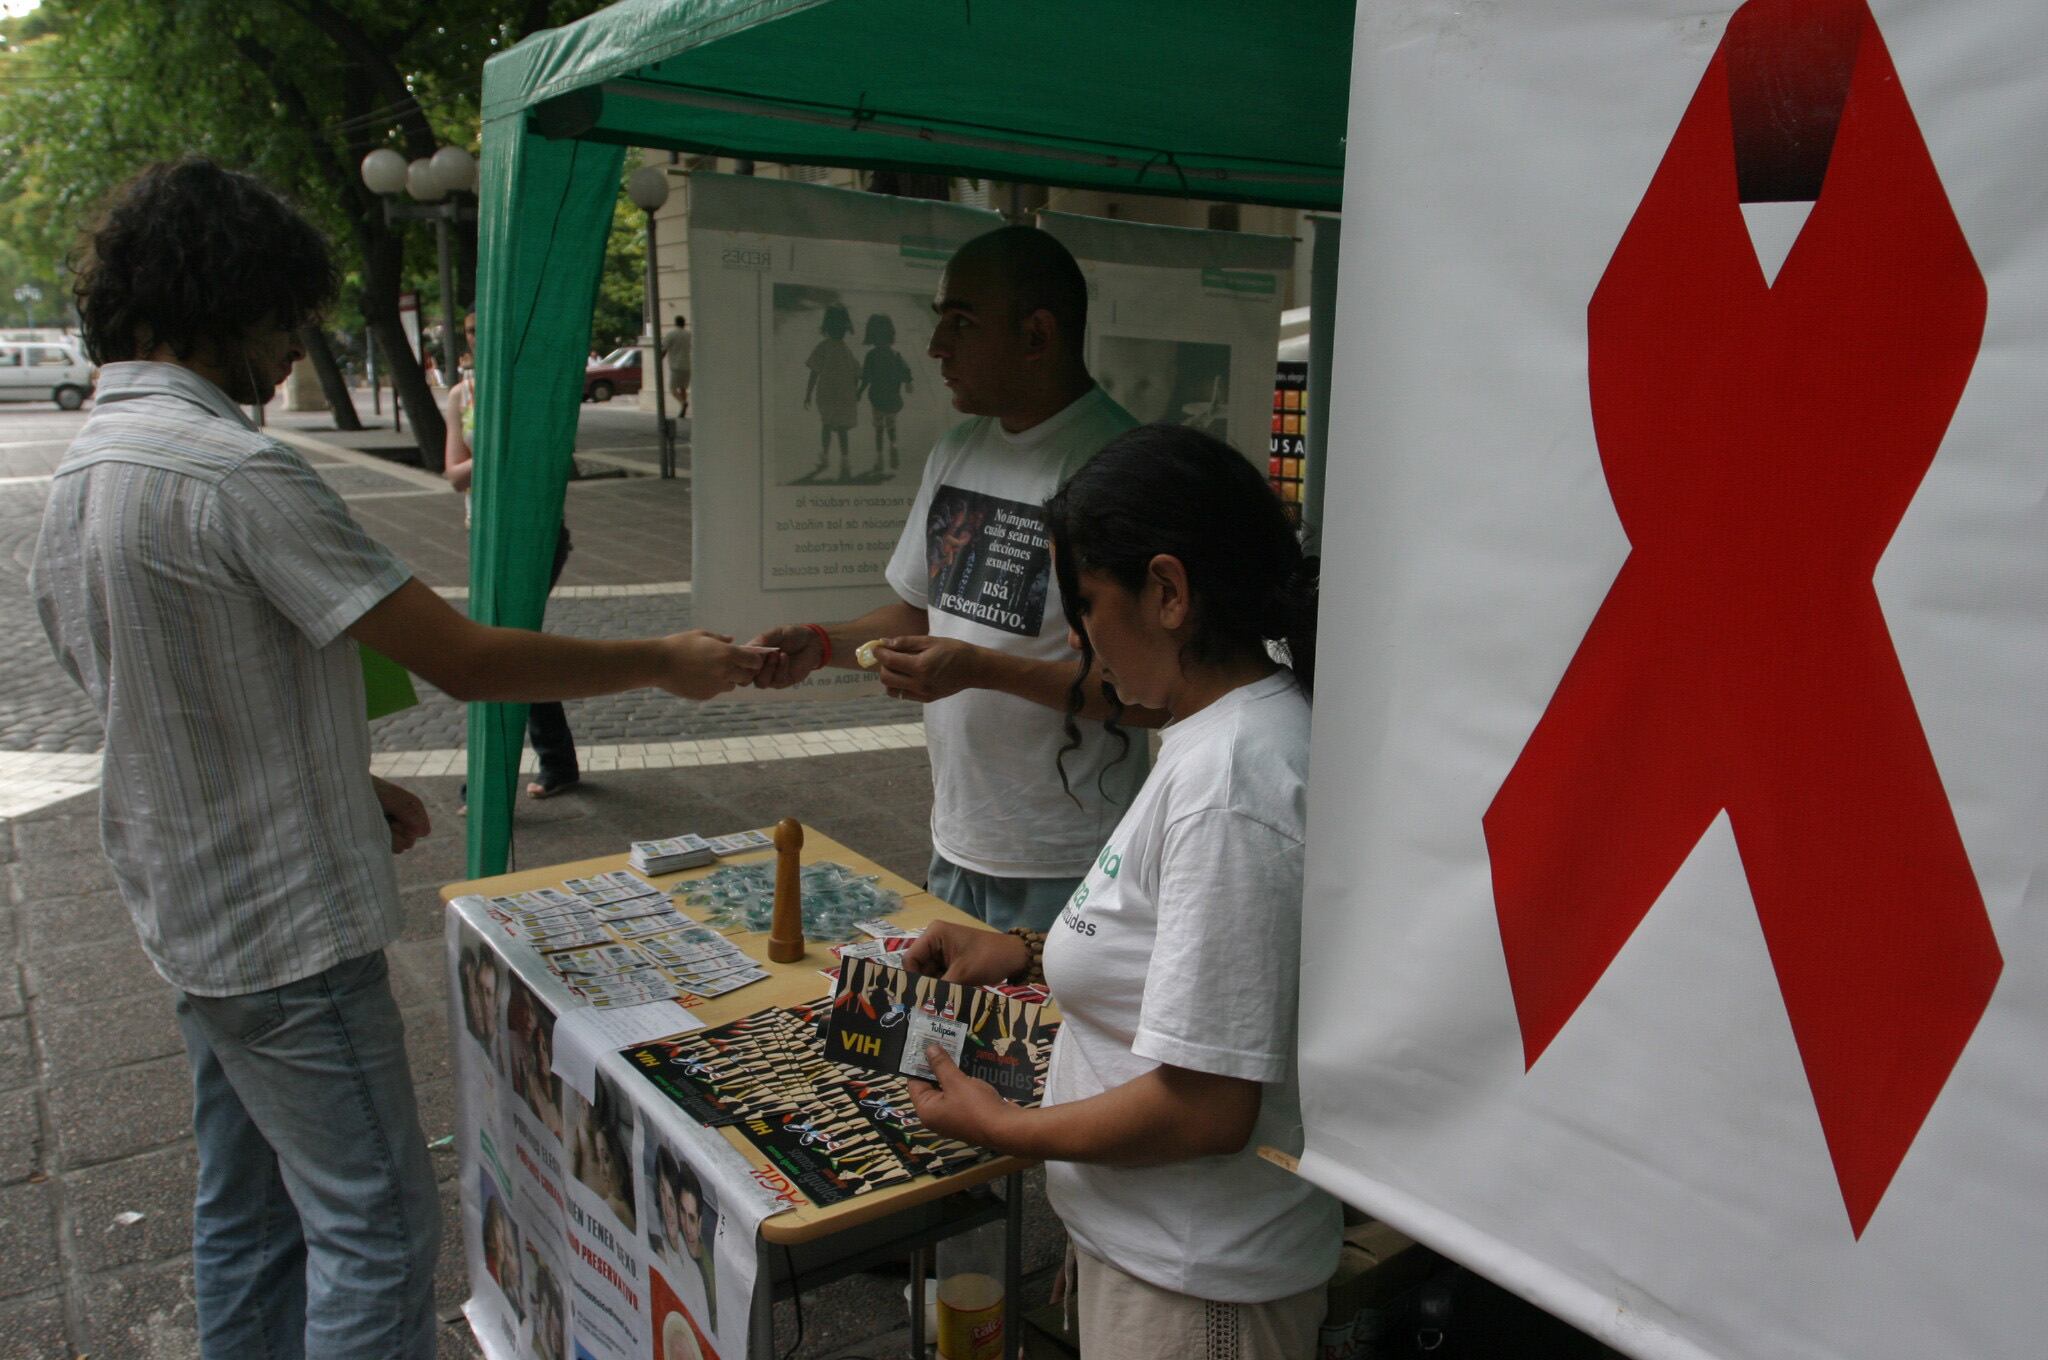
[0, 0, 605, 461]
[594, 177, 650, 356]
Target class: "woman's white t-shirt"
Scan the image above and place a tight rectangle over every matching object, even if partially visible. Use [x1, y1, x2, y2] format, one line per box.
[1041, 670, 1340, 1302]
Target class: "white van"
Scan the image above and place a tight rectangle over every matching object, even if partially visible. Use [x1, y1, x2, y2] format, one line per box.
[0, 340, 96, 410]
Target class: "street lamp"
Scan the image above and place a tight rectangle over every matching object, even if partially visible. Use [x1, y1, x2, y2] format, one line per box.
[12, 283, 42, 328]
[360, 143, 478, 471]
[626, 164, 677, 479]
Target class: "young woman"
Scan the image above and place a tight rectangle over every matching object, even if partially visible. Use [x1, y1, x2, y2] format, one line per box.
[802, 302, 860, 480]
[906, 423, 1340, 1360]
[570, 1074, 638, 1230]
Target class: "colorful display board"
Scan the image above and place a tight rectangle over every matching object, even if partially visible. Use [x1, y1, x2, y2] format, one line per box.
[1270, 361, 1309, 522]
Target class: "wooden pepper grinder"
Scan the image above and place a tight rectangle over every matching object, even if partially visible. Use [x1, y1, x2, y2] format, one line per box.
[768, 818, 806, 962]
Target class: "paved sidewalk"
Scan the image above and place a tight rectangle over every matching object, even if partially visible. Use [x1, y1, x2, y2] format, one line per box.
[1, 755, 1073, 1360]
[0, 395, 915, 782]
[0, 396, 1069, 1357]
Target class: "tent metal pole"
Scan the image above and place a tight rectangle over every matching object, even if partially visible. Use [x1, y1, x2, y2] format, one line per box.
[1303, 214, 1340, 557]
[593, 80, 1343, 194]
[432, 213, 459, 473]
[645, 208, 675, 478]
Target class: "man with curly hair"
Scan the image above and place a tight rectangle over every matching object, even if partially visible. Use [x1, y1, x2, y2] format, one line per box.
[30, 159, 764, 1358]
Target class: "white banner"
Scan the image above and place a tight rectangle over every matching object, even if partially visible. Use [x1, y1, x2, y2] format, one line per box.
[1036, 211, 1291, 469]
[1296, 3, 2048, 1359]
[688, 174, 1001, 697]
[449, 901, 784, 1360]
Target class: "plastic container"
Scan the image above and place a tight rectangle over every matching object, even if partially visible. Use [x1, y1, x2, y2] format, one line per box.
[936, 1223, 1004, 1360]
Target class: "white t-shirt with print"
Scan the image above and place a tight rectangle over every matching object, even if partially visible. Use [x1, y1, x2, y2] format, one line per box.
[884, 386, 1145, 879]
[1041, 670, 1340, 1302]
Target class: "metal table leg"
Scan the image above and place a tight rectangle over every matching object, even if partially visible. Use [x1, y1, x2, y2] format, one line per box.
[1004, 1172, 1024, 1360]
[909, 1244, 928, 1358]
[750, 1234, 776, 1360]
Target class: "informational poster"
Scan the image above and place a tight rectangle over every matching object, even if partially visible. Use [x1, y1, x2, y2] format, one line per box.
[1296, 3, 2048, 1359]
[1036, 211, 1291, 470]
[920, 486, 1056, 638]
[1268, 361, 1309, 524]
[689, 174, 1001, 696]
[449, 901, 786, 1360]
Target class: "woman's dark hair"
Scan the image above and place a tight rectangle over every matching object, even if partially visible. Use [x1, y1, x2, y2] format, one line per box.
[72, 158, 336, 365]
[1044, 423, 1318, 791]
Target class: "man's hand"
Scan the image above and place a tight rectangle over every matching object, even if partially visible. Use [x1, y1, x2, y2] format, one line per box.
[744, 624, 825, 689]
[655, 631, 767, 700]
[907, 1047, 1017, 1149]
[872, 635, 985, 703]
[904, 921, 1032, 986]
[371, 776, 431, 854]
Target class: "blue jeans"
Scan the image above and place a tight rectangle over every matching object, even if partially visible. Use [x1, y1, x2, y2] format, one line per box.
[925, 852, 1083, 932]
[527, 523, 578, 782]
[175, 952, 441, 1360]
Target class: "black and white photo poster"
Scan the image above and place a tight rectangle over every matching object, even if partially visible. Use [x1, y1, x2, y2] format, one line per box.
[689, 176, 1001, 697]
[1037, 210, 1290, 471]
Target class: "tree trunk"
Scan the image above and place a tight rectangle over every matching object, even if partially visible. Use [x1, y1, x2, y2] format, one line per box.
[359, 239, 446, 471]
[457, 220, 478, 317]
[329, 54, 446, 470]
[362, 302, 446, 470]
[300, 324, 363, 431]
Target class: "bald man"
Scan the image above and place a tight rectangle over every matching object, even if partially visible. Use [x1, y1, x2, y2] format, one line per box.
[749, 227, 1159, 929]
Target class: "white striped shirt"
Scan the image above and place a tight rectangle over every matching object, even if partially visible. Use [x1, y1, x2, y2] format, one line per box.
[31, 362, 413, 996]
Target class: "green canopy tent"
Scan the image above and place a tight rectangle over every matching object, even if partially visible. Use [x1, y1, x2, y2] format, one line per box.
[466, 0, 1354, 874]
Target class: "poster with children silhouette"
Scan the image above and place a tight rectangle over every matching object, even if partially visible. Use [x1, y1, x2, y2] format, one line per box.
[769, 284, 947, 489]
[688, 175, 1003, 665]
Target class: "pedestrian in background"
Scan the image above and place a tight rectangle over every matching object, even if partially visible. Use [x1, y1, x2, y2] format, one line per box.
[445, 309, 581, 801]
[661, 313, 692, 416]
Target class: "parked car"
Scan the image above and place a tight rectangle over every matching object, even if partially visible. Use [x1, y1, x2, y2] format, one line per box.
[583, 346, 643, 402]
[0, 339, 96, 410]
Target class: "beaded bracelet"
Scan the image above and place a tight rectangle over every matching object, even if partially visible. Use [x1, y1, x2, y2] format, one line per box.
[801, 622, 832, 668]
[1005, 927, 1048, 986]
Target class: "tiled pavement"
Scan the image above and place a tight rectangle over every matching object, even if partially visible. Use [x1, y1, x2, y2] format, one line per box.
[0, 395, 1076, 1359]
[0, 395, 914, 769]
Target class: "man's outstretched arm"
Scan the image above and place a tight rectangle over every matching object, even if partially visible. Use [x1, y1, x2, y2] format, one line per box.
[745, 599, 928, 688]
[350, 578, 762, 703]
[872, 637, 1167, 727]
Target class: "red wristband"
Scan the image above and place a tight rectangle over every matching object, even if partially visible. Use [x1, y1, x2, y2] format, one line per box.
[802, 623, 832, 668]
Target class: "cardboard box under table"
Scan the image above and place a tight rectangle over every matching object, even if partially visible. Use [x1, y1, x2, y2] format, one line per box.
[443, 826, 1039, 1360]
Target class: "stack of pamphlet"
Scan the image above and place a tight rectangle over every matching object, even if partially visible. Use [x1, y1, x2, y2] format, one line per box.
[706, 829, 773, 856]
[481, 873, 771, 1006]
[628, 835, 716, 874]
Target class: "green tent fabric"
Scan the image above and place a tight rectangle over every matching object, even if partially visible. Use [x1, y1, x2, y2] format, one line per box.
[466, 0, 1354, 875]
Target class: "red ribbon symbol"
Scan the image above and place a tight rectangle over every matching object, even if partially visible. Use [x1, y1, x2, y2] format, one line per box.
[1483, 0, 2001, 1237]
